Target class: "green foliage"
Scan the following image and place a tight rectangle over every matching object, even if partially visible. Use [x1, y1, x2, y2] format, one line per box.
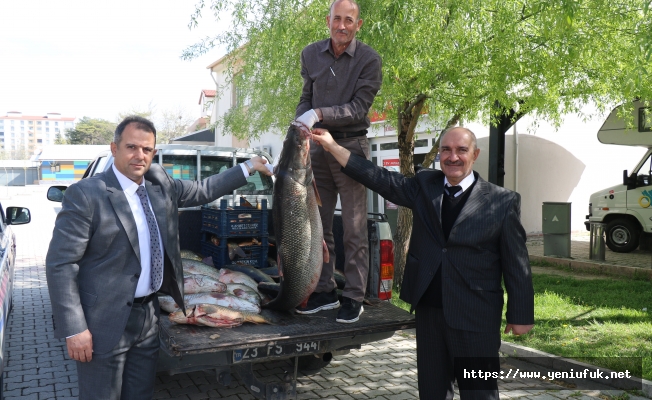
[54, 131, 67, 145]
[184, 0, 652, 136]
[66, 117, 116, 145]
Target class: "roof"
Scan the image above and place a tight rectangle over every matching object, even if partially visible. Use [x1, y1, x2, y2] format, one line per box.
[0, 115, 75, 121]
[198, 89, 216, 104]
[36, 145, 109, 161]
[172, 128, 215, 143]
[0, 160, 41, 168]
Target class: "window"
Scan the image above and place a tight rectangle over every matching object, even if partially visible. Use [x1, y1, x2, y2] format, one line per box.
[55, 128, 59, 133]
[46, 121, 50, 126]
[10, 127, 14, 131]
[20, 120, 24, 125]
[37, 121, 42, 125]
[157, 154, 198, 180]
[37, 139, 42, 143]
[639, 108, 652, 132]
[21, 127, 24, 132]
[46, 128, 50, 132]
[55, 122, 59, 126]
[380, 142, 398, 151]
[415, 139, 429, 147]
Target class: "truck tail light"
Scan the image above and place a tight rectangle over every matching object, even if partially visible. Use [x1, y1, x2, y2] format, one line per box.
[378, 239, 394, 301]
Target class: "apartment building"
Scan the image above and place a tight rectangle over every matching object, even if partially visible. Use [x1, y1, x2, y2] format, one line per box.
[0, 111, 75, 154]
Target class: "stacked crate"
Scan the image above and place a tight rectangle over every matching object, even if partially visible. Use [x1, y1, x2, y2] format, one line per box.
[200, 198, 269, 269]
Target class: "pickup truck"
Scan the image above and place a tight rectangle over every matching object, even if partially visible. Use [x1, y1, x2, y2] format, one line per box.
[0, 202, 32, 400]
[47, 144, 415, 400]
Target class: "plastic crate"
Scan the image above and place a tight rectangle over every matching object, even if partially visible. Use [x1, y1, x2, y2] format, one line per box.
[201, 199, 268, 238]
[201, 235, 268, 269]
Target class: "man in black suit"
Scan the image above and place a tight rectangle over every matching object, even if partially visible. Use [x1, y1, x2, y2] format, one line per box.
[312, 126, 534, 399]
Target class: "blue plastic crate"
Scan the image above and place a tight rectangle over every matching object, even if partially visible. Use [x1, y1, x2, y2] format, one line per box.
[201, 235, 268, 269]
[201, 199, 268, 238]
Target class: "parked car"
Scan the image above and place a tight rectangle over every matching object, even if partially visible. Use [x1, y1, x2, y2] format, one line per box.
[0, 203, 31, 400]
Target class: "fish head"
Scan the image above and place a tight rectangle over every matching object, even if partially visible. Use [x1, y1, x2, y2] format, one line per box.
[169, 306, 196, 323]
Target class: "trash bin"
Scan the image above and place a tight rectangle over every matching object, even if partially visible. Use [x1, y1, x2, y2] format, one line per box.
[542, 202, 571, 257]
[589, 222, 606, 261]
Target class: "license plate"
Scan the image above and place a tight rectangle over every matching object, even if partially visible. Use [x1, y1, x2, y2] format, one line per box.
[232, 341, 320, 363]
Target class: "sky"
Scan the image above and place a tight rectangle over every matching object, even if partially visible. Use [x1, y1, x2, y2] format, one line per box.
[0, 0, 228, 122]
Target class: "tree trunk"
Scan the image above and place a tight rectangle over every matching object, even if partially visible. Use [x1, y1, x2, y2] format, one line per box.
[392, 95, 425, 291]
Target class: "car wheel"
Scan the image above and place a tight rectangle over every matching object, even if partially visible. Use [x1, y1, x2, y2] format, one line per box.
[294, 353, 333, 374]
[606, 219, 640, 253]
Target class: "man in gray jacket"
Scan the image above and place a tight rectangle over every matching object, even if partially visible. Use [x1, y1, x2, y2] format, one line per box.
[46, 116, 272, 399]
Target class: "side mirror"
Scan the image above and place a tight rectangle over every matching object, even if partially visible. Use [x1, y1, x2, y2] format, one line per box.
[6, 207, 30, 225]
[47, 186, 67, 203]
[624, 170, 637, 190]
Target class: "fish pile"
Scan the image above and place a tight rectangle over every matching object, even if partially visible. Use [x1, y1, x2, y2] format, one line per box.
[164, 253, 274, 327]
[264, 124, 328, 311]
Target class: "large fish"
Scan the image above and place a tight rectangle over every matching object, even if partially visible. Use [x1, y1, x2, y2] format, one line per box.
[159, 293, 260, 313]
[264, 124, 327, 311]
[169, 304, 273, 328]
[184, 275, 227, 294]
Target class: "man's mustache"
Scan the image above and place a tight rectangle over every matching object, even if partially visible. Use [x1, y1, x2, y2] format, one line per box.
[336, 29, 348, 35]
[444, 161, 463, 166]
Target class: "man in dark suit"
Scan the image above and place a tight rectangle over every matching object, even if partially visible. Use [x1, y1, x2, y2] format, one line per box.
[46, 116, 272, 399]
[312, 126, 534, 399]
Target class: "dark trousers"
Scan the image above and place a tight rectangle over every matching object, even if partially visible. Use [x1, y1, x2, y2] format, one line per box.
[311, 136, 370, 302]
[415, 304, 500, 400]
[77, 297, 160, 400]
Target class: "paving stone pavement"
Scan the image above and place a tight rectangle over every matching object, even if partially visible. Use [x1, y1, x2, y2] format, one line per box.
[0, 185, 646, 399]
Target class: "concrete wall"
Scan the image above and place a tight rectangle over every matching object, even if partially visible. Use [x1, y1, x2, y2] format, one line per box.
[466, 111, 645, 233]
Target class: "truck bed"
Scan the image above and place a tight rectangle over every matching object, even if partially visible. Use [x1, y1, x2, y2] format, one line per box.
[157, 301, 414, 373]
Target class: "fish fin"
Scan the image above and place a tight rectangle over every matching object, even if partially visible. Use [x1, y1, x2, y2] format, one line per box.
[312, 177, 322, 207]
[322, 240, 329, 263]
[299, 296, 310, 309]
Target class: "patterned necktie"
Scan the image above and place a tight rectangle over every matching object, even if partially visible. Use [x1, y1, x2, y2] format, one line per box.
[136, 186, 163, 292]
[446, 185, 462, 198]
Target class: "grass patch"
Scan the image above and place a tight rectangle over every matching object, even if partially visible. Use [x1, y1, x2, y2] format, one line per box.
[391, 272, 652, 379]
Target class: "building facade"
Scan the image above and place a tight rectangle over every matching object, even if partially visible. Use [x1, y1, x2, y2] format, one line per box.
[0, 111, 75, 155]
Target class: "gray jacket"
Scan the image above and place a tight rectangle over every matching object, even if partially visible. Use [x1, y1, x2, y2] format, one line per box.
[46, 163, 246, 353]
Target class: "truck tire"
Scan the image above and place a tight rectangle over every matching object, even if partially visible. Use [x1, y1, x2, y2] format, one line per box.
[295, 353, 333, 374]
[606, 219, 640, 253]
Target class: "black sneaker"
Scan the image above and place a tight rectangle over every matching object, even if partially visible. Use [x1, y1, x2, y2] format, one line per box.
[295, 289, 340, 314]
[336, 297, 363, 323]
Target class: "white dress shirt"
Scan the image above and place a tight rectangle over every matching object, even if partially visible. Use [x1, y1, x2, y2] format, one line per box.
[444, 172, 476, 197]
[112, 164, 164, 297]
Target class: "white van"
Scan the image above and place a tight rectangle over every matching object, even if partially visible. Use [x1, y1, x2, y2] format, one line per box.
[585, 100, 652, 252]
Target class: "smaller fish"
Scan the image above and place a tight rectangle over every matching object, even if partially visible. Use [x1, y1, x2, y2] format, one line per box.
[227, 284, 261, 305]
[218, 268, 259, 291]
[226, 263, 275, 283]
[227, 241, 247, 260]
[257, 281, 280, 300]
[180, 250, 203, 261]
[161, 293, 261, 313]
[169, 304, 274, 328]
[182, 259, 220, 280]
[184, 275, 227, 294]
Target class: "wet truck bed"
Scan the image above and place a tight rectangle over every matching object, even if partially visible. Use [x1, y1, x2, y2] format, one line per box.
[157, 300, 415, 373]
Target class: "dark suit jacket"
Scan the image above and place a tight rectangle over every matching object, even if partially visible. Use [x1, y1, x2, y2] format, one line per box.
[343, 155, 534, 333]
[46, 163, 247, 354]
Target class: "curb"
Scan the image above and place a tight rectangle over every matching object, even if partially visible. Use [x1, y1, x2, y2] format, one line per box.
[529, 254, 652, 280]
[500, 341, 652, 397]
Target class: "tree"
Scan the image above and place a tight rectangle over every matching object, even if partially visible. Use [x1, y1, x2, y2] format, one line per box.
[156, 108, 195, 144]
[184, 0, 652, 289]
[66, 117, 116, 145]
[54, 131, 67, 145]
